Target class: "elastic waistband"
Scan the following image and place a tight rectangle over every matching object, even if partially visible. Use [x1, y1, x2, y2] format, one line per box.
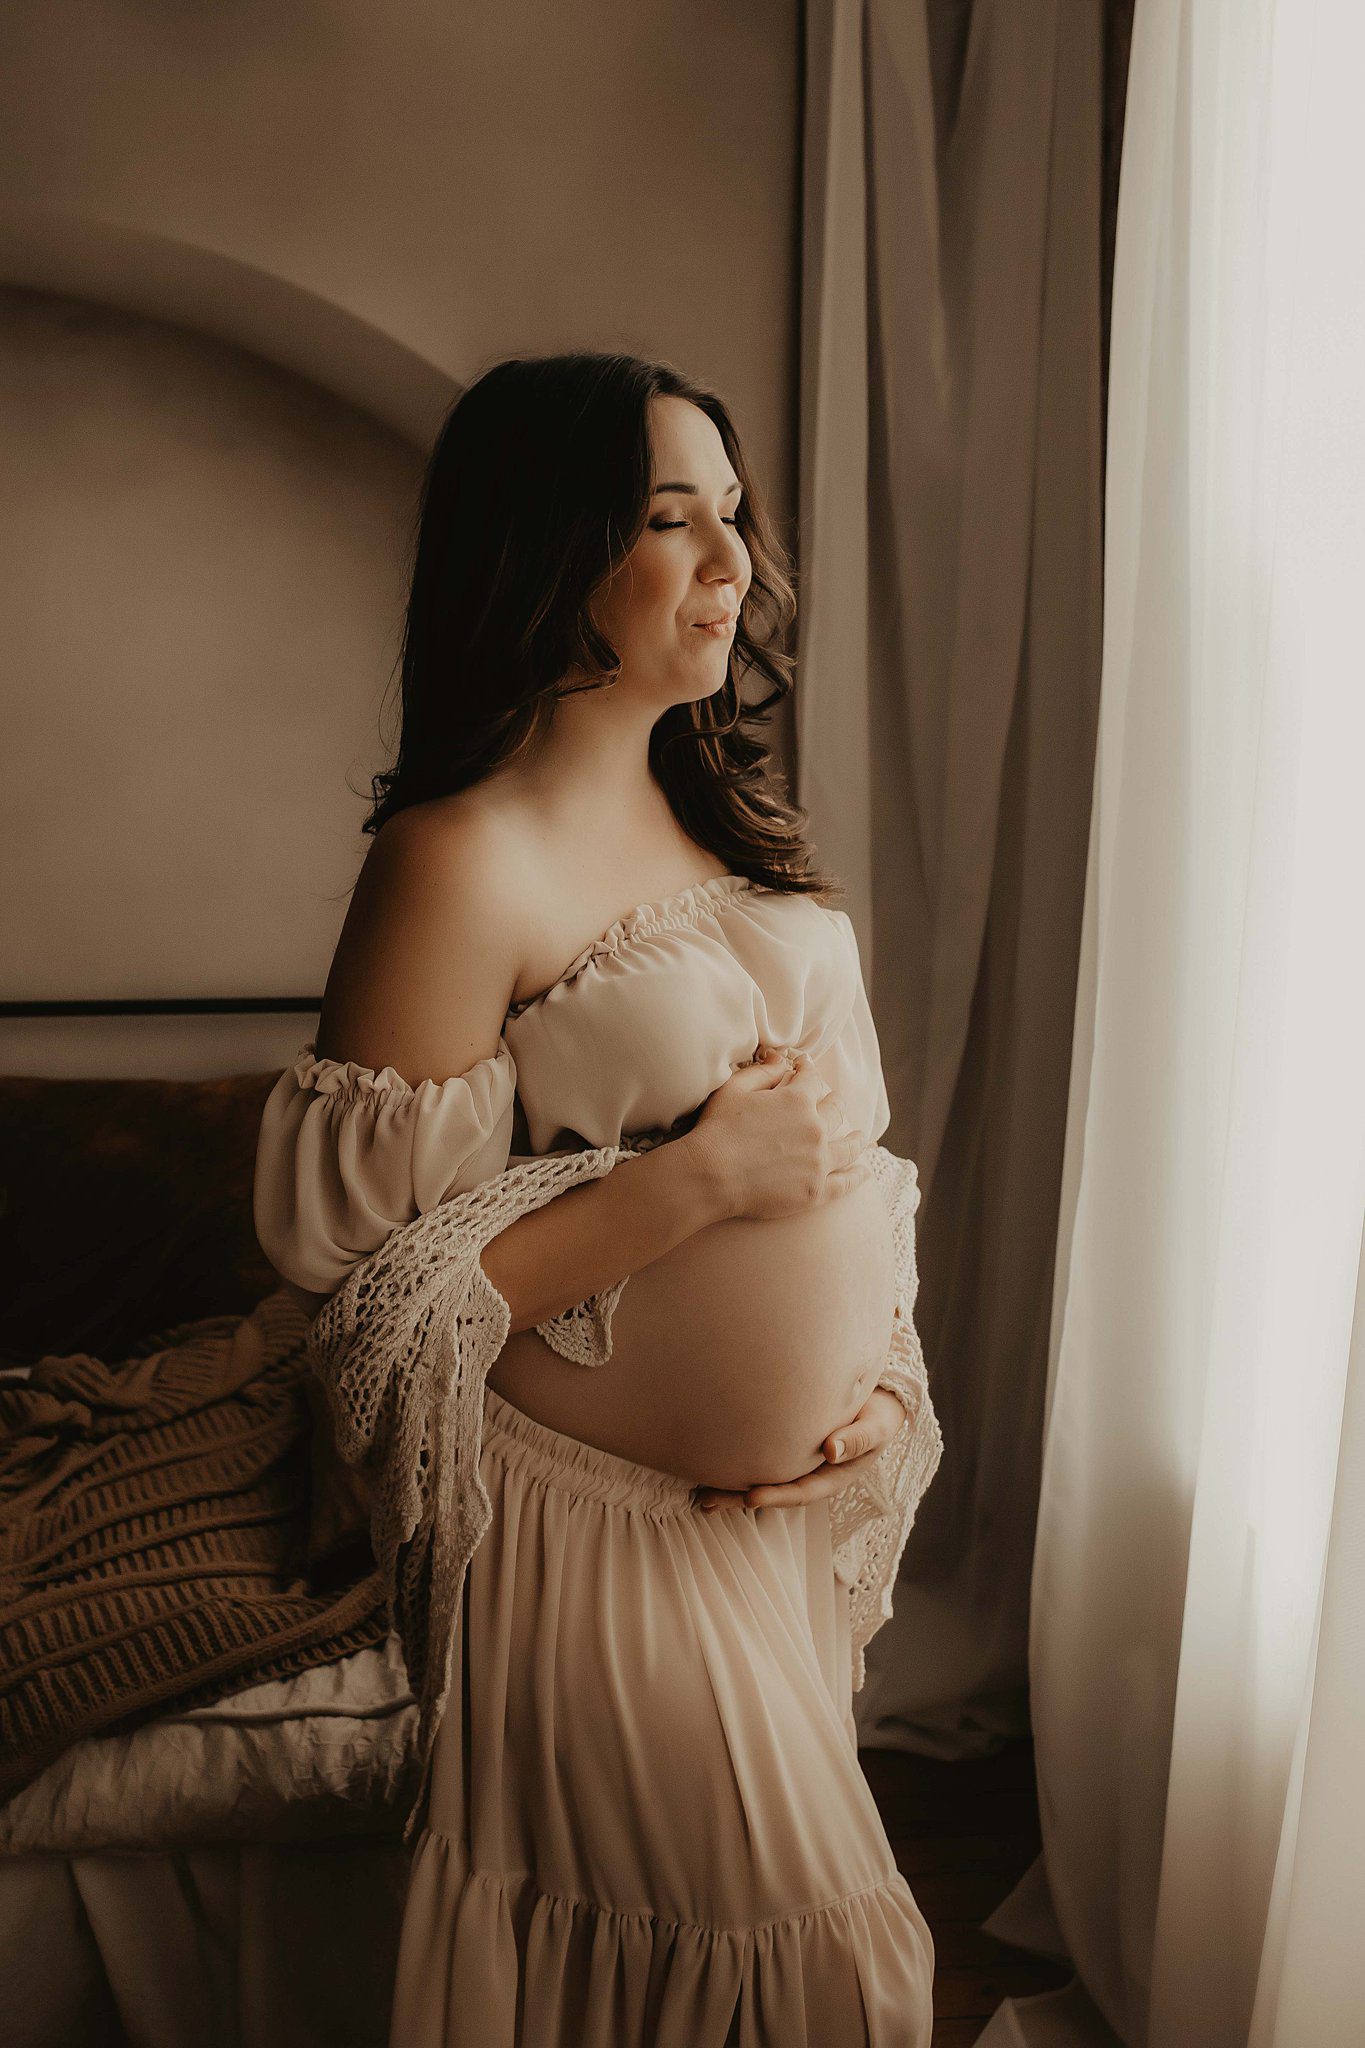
[482, 1383, 701, 1518]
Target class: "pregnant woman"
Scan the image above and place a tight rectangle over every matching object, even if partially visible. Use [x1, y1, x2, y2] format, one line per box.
[253, 352, 943, 2045]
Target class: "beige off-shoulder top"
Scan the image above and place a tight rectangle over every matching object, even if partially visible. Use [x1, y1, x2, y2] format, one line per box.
[253, 875, 891, 1298]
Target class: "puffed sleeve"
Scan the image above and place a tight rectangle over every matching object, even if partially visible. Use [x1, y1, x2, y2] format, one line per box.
[252, 1038, 517, 1298]
[826, 911, 892, 1145]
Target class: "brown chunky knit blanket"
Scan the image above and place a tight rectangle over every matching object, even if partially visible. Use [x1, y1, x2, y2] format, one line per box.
[0, 1287, 390, 1806]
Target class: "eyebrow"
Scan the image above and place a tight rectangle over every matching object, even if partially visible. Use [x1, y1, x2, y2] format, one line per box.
[652, 478, 743, 497]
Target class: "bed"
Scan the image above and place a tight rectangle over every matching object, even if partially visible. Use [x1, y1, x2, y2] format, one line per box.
[0, 1068, 422, 2048]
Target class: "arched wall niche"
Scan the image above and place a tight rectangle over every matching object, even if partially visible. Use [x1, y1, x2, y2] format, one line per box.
[0, 207, 459, 447]
[1, 271, 433, 1078]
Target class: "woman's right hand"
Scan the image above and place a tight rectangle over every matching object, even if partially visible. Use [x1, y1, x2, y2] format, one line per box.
[685, 1046, 872, 1223]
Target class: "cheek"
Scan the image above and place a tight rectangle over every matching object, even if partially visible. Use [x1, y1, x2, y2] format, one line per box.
[611, 555, 684, 638]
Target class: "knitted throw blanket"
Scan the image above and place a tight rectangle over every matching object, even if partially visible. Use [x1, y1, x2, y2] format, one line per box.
[306, 1139, 943, 1844]
[0, 1289, 390, 1805]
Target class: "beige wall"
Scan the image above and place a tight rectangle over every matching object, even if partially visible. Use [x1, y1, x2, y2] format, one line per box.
[1, 0, 800, 1077]
[1, 286, 422, 1070]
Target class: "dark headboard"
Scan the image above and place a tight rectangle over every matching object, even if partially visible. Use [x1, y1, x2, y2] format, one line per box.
[0, 1067, 287, 1367]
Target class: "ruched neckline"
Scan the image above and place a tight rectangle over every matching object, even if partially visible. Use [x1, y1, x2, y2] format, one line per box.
[505, 873, 759, 1020]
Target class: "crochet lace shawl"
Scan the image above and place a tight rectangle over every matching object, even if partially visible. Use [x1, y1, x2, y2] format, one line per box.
[305, 1139, 942, 1841]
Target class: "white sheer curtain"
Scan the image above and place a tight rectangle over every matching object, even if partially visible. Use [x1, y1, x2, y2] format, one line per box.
[981, 2, 1365, 2044]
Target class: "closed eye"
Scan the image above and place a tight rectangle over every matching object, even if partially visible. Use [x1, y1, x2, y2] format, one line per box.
[651, 518, 741, 531]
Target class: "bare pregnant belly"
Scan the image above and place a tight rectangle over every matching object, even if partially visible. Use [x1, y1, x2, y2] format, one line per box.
[485, 1168, 897, 1490]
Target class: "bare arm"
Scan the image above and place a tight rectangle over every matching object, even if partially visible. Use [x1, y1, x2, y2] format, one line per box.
[481, 1134, 722, 1334]
[312, 803, 725, 1329]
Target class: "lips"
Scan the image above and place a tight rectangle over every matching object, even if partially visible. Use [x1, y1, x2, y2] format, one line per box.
[692, 613, 737, 632]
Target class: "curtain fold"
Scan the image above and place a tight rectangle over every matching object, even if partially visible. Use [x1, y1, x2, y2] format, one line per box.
[797, 0, 1104, 1752]
[983, 2, 1365, 2042]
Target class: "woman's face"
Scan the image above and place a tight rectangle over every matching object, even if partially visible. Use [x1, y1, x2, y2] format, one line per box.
[587, 394, 752, 710]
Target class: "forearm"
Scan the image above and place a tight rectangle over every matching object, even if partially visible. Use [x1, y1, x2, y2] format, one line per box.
[480, 1135, 722, 1335]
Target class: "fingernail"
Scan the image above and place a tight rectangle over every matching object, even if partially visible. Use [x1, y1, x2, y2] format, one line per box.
[831, 1437, 846, 1461]
[701, 1500, 720, 1513]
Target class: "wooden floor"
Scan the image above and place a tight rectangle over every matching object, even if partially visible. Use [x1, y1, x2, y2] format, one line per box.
[861, 1737, 1072, 2046]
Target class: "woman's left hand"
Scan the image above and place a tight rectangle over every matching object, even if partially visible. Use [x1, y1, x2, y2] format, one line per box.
[693, 1386, 906, 1513]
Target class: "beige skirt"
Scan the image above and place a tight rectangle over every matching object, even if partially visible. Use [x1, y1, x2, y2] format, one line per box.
[389, 1384, 935, 2047]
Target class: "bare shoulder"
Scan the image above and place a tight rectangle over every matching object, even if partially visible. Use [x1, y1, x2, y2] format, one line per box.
[360, 791, 529, 923]
[315, 792, 534, 1082]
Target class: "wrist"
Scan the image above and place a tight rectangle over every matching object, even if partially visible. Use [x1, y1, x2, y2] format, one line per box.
[876, 1364, 923, 1427]
[664, 1129, 736, 1230]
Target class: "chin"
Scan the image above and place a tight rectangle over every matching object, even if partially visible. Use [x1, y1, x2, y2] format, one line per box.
[687, 676, 729, 709]
[692, 661, 731, 698]
[652, 671, 728, 717]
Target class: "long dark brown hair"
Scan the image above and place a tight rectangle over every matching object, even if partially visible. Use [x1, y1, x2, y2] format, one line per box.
[361, 350, 840, 901]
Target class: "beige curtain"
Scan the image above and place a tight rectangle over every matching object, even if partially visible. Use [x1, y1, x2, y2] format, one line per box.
[796, 0, 1105, 1752]
[979, 1, 1365, 2042]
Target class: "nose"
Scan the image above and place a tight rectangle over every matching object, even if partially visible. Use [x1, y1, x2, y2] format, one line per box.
[701, 529, 748, 596]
